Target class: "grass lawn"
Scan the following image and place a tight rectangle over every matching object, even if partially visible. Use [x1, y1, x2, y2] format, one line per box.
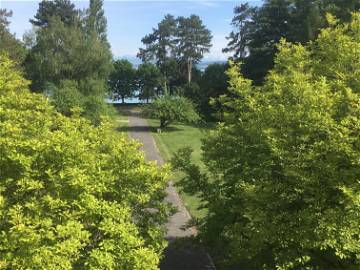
[146, 117, 213, 219]
[113, 107, 129, 132]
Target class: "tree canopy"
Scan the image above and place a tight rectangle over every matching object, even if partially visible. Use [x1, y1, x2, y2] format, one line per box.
[0, 9, 26, 64]
[86, 0, 108, 43]
[108, 59, 137, 103]
[25, 1, 113, 124]
[0, 54, 170, 269]
[30, 0, 78, 27]
[138, 14, 212, 86]
[176, 15, 212, 83]
[137, 63, 163, 102]
[224, 0, 360, 83]
[173, 13, 360, 270]
[143, 95, 200, 128]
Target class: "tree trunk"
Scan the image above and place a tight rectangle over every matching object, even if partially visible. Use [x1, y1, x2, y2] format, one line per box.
[187, 59, 192, 83]
[121, 96, 125, 103]
[160, 118, 166, 128]
[163, 80, 168, 95]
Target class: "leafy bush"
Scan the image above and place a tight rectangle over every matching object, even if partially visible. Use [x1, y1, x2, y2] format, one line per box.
[173, 14, 360, 270]
[0, 55, 169, 269]
[49, 80, 84, 116]
[143, 95, 200, 128]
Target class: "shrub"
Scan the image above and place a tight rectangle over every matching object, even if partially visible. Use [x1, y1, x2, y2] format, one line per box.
[143, 95, 200, 128]
[0, 55, 169, 269]
[49, 80, 84, 116]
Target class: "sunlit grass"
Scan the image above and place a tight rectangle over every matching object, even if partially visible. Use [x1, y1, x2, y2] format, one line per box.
[146, 117, 213, 219]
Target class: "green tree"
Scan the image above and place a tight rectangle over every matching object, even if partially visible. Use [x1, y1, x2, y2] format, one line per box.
[0, 9, 26, 64]
[224, 0, 360, 84]
[198, 63, 228, 119]
[48, 80, 84, 116]
[222, 3, 256, 60]
[86, 0, 108, 43]
[137, 63, 163, 103]
[25, 12, 112, 123]
[143, 95, 200, 128]
[0, 54, 169, 269]
[173, 14, 360, 270]
[30, 0, 78, 27]
[138, 14, 178, 92]
[109, 59, 137, 103]
[176, 15, 212, 83]
[26, 16, 112, 92]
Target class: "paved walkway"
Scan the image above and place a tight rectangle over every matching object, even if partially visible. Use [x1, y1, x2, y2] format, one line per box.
[126, 108, 215, 270]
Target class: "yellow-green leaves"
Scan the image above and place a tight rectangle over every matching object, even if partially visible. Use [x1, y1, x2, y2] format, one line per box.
[0, 56, 169, 269]
[175, 12, 360, 270]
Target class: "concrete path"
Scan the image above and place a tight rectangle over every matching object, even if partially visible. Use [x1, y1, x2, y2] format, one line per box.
[126, 108, 215, 270]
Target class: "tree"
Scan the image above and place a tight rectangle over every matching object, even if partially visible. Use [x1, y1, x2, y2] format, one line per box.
[176, 15, 212, 83]
[0, 9, 26, 64]
[30, 0, 78, 27]
[48, 80, 84, 116]
[224, 0, 360, 84]
[108, 59, 137, 103]
[26, 16, 112, 91]
[143, 95, 200, 128]
[86, 0, 108, 43]
[222, 3, 256, 60]
[137, 63, 163, 103]
[0, 54, 170, 269]
[198, 63, 229, 119]
[173, 14, 360, 270]
[138, 14, 178, 92]
[25, 12, 112, 123]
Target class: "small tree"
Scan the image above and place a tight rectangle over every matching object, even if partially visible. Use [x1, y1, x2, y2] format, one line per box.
[109, 59, 137, 103]
[144, 95, 200, 128]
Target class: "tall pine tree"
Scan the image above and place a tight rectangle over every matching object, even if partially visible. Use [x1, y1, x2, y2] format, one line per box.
[176, 15, 212, 83]
[86, 0, 108, 43]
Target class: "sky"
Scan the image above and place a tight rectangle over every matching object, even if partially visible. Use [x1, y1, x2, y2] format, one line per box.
[1, 0, 263, 60]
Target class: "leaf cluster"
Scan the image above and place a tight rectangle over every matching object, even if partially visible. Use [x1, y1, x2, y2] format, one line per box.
[143, 95, 200, 128]
[174, 14, 360, 269]
[0, 55, 170, 269]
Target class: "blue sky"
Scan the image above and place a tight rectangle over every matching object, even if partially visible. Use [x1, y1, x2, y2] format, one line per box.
[1, 0, 262, 60]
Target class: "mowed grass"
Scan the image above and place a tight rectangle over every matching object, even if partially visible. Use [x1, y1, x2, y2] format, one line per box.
[113, 107, 130, 132]
[146, 117, 213, 219]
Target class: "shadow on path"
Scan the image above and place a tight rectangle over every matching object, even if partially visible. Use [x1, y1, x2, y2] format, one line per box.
[160, 237, 215, 270]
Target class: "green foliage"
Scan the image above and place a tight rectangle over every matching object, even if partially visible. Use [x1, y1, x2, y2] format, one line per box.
[224, 0, 360, 84]
[0, 55, 169, 269]
[198, 63, 229, 119]
[138, 14, 212, 85]
[176, 15, 212, 83]
[137, 63, 163, 102]
[49, 80, 84, 116]
[173, 14, 360, 270]
[25, 2, 113, 124]
[86, 0, 108, 43]
[144, 95, 200, 128]
[138, 14, 178, 92]
[25, 16, 112, 92]
[30, 0, 78, 27]
[109, 59, 137, 103]
[0, 9, 26, 64]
